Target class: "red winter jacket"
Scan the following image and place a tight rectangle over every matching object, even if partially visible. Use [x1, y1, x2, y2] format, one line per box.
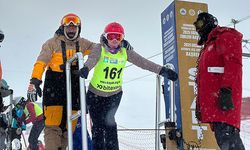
[196, 26, 243, 129]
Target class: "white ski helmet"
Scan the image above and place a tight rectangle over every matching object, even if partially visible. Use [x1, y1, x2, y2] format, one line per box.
[12, 138, 21, 150]
[12, 96, 26, 106]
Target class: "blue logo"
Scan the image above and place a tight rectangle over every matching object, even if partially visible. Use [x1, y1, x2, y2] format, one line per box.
[103, 56, 109, 63]
[110, 58, 118, 64]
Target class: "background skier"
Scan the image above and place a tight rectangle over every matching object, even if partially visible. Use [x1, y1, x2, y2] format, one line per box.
[13, 96, 44, 150]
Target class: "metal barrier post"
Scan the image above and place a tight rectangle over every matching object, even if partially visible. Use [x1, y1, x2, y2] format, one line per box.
[165, 63, 178, 150]
[155, 75, 161, 150]
[66, 52, 88, 150]
[155, 64, 178, 150]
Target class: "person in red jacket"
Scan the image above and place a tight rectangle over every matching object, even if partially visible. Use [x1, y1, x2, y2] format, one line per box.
[14, 97, 44, 150]
[194, 12, 245, 150]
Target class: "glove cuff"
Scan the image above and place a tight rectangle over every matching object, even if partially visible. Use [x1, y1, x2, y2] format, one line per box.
[30, 78, 42, 86]
[159, 67, 167, 76]
[220, 87, 232, 94]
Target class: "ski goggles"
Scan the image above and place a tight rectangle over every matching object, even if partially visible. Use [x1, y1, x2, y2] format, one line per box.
[105, 33, 124, 41]
[62, 16, 81, 26]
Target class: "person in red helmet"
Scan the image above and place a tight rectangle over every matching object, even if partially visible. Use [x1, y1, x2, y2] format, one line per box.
[27, 13, 96, 150]
[78, 22, 178, 150]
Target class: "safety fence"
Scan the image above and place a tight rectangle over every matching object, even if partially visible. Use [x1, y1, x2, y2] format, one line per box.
[116, 120, 250, 150]
[118, 128, 165, 150]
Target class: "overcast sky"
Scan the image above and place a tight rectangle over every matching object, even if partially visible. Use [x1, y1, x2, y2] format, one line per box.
[1, 0, 250, 131]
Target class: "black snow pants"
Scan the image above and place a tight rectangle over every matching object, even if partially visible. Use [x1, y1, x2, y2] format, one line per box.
[87, 90, 122, 150]
[213, 122, 245, 150]
[29, 119, 45, 150]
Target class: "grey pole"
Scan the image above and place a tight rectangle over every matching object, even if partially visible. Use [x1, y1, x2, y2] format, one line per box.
[77, 52, 88, 150]
[155, 75, 161, 150]
[164, 63, 178, 150]
[66, 52, 88, 150]
[66, 55, 75, 150]
[155, 64, 176, 150]
[243, 53, 250, 57]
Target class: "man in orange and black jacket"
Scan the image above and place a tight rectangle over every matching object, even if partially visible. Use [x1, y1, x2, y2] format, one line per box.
[27, 13, 95, 150]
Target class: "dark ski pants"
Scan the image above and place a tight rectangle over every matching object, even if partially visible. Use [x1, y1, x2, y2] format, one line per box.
[29, 119, 45, 150]
[213, 122, 245, 150]
[87, 90, 122, 150]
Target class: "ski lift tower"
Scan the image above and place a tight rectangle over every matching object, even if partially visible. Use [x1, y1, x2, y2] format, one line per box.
[231, 16, 250, 58]
[242, 39, 250, 57]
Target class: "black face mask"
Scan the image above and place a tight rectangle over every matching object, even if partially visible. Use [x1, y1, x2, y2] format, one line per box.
[194, 12, 218, 45]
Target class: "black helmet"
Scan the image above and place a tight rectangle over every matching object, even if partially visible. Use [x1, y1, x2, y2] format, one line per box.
[193, 12, 218, 45]
[0, 29, 4, 43]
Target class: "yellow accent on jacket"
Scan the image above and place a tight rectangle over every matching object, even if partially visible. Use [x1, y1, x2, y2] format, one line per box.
[31, 34, 94, 80]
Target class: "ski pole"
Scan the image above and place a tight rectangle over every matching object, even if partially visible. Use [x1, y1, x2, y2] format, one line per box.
[22, 132, 28, 149]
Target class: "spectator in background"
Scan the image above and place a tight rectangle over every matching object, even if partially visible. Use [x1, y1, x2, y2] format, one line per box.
[13, 96, 44, 150]
[0, 113, 8, 150]
[0, 29, 12, 111]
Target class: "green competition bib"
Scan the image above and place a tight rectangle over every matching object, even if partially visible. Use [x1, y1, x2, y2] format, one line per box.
[90, 47, 127, 92]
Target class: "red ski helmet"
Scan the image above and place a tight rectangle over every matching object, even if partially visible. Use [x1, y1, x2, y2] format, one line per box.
[104, 22, 124, 35]
[61, 13, 81, 26]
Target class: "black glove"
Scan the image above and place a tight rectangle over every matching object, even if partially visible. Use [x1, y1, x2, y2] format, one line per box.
[219, 87, 234, 111]
[78, 66, 89, 79]
[159, 67, 178, 81]
[30, 78, 42, 97]
[121, 39, 133, 50]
